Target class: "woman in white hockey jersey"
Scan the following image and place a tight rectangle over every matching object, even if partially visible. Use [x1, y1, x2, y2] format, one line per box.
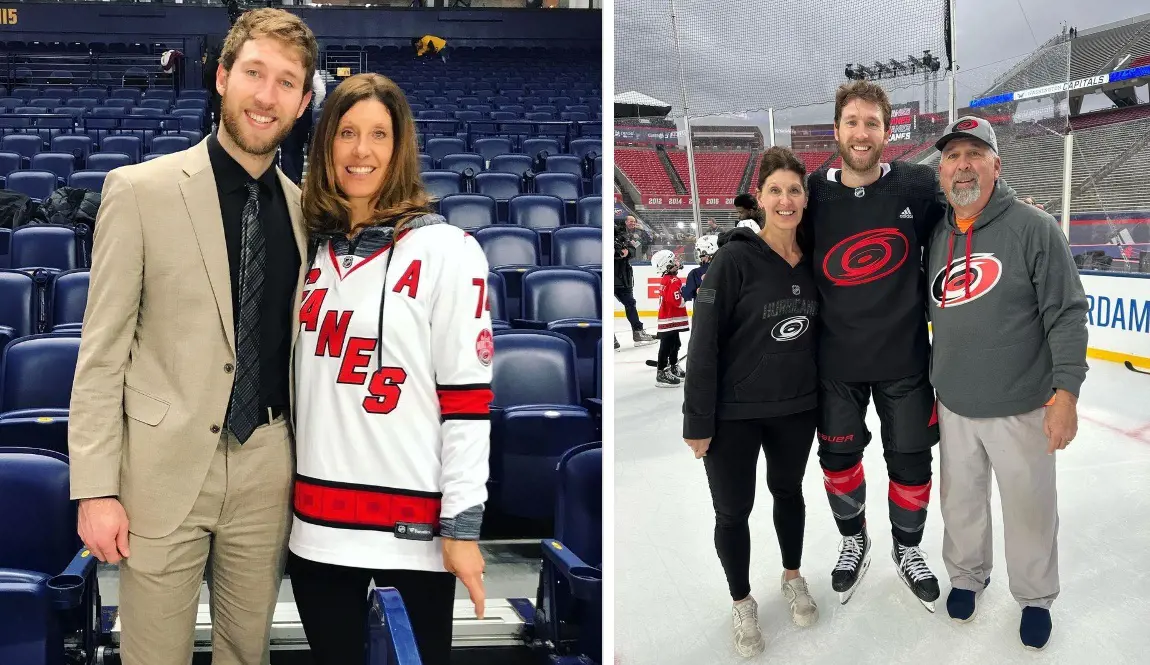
[288, 73, 491, 665]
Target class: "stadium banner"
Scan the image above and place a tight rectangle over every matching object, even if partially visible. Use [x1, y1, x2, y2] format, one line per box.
[1080, 272, 1150, 366]
[615, 126, 682, 146]
[969, 63, 1150, 108]
[642, 195, 737, 208]
[618, 267, 1150, 367]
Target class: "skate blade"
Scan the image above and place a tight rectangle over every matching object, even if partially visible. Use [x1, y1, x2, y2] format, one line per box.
[836, 554, 872, 605]
[919, 598, 936, 613]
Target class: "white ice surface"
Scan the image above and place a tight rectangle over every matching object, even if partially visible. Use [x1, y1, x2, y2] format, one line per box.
[613, 318, 1150, 665]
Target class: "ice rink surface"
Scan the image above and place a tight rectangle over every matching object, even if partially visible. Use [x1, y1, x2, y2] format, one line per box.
[613, 318, 1150, 665]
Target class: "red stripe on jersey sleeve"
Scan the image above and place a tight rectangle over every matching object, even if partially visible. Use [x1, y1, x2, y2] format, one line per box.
[437, 385, 493, 419]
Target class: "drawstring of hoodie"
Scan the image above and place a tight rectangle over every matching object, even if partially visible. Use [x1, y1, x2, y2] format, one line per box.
[939, 223, 975, 309]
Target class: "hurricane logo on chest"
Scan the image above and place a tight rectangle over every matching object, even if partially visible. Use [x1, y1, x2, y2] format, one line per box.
[822, 227, 909, 286]
[772, 316, 810, 342]
[930, 253, 1003, 307]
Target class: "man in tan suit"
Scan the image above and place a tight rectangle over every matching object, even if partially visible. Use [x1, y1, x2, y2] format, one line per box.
[67, 9, 318, 664]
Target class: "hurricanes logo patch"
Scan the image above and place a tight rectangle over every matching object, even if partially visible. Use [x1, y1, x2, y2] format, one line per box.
[476, 329, 494, 366]
[930, 253, 1003, 307]
[771, 316, 810, 342]
[955, 118, 979, 130]
[822, 228, 909, 286]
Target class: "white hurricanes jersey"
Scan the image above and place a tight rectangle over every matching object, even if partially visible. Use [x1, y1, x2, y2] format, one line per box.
[288, 222, 493, 572]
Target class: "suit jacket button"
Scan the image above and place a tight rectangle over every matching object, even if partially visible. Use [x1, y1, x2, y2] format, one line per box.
[224, 363, 234, 373]
[210, 424, 221, 434]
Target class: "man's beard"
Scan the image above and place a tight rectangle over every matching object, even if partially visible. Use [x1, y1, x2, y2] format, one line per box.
[221, 98, 294, 157]
[949, 179, 982, 207]
[839, 140, 882, 172]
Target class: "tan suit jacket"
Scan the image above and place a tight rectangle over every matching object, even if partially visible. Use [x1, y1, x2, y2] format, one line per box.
[68, 138, 307, 538]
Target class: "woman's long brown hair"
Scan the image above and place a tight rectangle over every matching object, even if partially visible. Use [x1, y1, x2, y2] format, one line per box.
[302, 73, 431, 236]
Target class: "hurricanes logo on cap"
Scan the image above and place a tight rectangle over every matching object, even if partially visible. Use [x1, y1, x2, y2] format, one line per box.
[955, 118, 979, 130]
[822, 227, 909, 286]
[930, 253, 1003, 307]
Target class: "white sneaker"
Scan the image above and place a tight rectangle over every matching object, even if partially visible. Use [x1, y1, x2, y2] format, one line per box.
[731, 595, 765, 657]
[781, 573, 819, 627]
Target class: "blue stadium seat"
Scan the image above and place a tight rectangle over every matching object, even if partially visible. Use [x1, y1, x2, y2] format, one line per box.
[2, 134, 44, 162]
[439, 194, 496, 231]
[535, 172, 582, 201]
[569, 138, 601, 160]
[439, 152, 484, 176]
[366, 588, 422, 665]
[521, 138, 562, 159]
[0, 334, 81, 455]
[0, 270, 38, 349]
[150, 134, 190, 155]
[50, 270, 89, 332]
[6, 170, 57, 203]
[552, 226, 602, 268]
[474, 226, 541, 320]
[487, 271, 508, 329]
[10, 225, 81, 272]
[519, 268, 601, 397]
[0, 447, 101, 665]
[418, 153, 432, 171]
[545, 154, 584, 177]
[0, 229, 8, 270]
[473, 172, 521, 222]
[489, 330, 595, 521]
[100, 135, 141, 163]
[0, 151, 21, 187]
[421, 170, 463, 201]
[69, 170, 108, 192]
[489, 154, 533, 177]
[30, 152, 74, 186]
[85, 152, 131, 172]
[536, 443, 602, 664]
[424, 137, 466, 164]
[576, 195, 602, 227]
[50, 135, 93, 165]
[472, 137, 512, 163]
[510, 195, 564, 230]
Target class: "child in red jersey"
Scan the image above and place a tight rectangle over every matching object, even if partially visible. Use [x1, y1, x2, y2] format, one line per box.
[652, 249, 689, 388]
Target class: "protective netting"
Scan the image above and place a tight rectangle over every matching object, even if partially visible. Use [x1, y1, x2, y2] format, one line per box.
[614, 0, 950, 118]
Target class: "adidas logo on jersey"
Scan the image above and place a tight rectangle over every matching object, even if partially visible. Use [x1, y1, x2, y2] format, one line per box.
[899, 207, 913, 219]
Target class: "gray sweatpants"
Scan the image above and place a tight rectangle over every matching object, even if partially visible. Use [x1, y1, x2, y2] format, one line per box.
[938, 401, 1060, 609]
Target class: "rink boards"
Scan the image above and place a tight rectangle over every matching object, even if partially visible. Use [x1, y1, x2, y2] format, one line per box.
[616, 265, 1150, 367]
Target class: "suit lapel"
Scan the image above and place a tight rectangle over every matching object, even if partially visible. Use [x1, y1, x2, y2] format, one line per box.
[180, 140, 235, 353]
[277, 168, 307, 413]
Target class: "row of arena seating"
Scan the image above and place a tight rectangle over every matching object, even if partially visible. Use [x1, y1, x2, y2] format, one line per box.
[0, 331, 602, 665]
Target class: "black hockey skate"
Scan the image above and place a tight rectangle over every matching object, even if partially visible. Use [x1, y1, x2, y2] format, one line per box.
[892, 542, 940, 613]
[831, 529, 871, 605]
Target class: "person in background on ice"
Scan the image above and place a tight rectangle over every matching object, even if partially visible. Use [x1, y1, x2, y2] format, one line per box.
[682, 147, 820, 658]
[927, 117, 1087, 651]
[651, 249, 688, 387]
[733, 193, 761, 227]
[681, 234, 718, 303]
[614, 214, 658, 350]
[288, 73, 489, 665]
[806, 80, 947, 612]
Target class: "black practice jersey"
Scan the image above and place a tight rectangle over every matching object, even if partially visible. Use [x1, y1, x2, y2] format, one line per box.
[807, 161, 946, 382]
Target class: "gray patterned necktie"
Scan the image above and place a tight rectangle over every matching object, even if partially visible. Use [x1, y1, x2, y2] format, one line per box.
[226, 181, 265, 443]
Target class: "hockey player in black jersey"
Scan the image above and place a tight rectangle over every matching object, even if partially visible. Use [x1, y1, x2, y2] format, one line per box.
[806, 80, 945, 612]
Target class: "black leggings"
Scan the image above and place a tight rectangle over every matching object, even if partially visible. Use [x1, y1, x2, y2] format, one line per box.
[702, 410, 817, 601]
[657, 332, 681, 370]
[288, 551, 457, 665]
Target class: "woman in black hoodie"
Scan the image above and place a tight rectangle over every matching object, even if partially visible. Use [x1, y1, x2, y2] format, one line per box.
[683, 147, 820, 657]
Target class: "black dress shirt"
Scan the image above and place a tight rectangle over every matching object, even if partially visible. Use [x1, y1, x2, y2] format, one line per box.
[207, 132, 299, 409]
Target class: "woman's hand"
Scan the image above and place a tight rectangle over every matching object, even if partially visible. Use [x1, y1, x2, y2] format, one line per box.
[685, 437, 712, 459]
[443, 538, 486, 619]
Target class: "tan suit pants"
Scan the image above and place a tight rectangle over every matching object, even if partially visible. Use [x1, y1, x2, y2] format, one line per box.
[118, 417, 294, 665]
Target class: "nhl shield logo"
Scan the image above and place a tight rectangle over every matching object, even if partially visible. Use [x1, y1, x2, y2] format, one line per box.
[792, 284, 800, 295]
[342, 256, 354, 269]
[476, 329, 494, 366]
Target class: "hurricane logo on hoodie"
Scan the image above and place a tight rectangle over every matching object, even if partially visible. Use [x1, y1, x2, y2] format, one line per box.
[772, 316, 810, 342]
[822, 228, 909, 286]
[930, 253, 1003, 307]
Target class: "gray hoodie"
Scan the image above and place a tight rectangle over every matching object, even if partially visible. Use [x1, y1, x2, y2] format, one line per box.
[926, 178, 1088, 418]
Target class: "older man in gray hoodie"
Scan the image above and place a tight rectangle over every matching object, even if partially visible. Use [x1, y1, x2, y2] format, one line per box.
[926, 117, 1088, 651]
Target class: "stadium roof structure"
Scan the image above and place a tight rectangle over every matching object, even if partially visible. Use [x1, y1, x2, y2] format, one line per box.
[978, 12, 1150, 99]
[615, 91, 672, 119]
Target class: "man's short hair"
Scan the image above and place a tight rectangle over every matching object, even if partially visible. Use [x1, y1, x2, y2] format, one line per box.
[834, 80, 892, 131]
[220, 8, 318, 86]
[733, 193, 758, 210]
